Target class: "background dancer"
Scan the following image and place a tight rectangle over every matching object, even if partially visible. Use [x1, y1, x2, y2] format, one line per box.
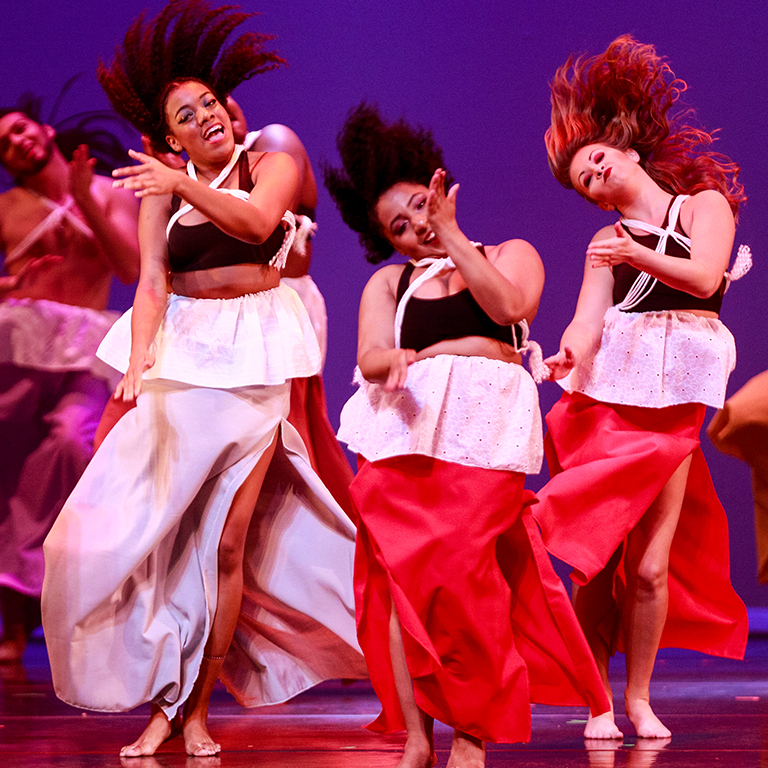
[0, 99, 139, 663]
[325, 103, 609, 768]
[536, 35, 749, 740]
[42, 1, 365, 757]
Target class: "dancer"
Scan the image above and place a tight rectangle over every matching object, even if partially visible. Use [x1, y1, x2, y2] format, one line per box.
[0, 100, 139, 662]
[536, 35, 749, 740]
[324, 104, 609, 768]
[42, 1, 365, 757]
[93, 96, 355, 516]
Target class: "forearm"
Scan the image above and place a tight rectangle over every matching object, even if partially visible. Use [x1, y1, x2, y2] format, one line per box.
[629, 245, 725, 298]
[129, 280, 167, 356]
[437, 226, 527, 324]
[559, 318, 603, 363]
[174, 175, 280, 244]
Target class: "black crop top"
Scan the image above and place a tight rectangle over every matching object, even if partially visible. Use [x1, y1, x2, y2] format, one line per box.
[396, 250, 523, 353]
[613, 197, 725, 313]
[167, 152, 285, 273]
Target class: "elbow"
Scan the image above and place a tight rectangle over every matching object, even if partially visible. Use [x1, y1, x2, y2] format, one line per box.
[690, 274, 725, 300]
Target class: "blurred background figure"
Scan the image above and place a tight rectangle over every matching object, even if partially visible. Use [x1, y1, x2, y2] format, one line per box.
[0, 96, 139, 663]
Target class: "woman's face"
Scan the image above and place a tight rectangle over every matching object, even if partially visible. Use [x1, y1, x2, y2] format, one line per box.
[375, 181, 446, 261]
[164, 80, 234, 161]
[568, 143, 640, 208]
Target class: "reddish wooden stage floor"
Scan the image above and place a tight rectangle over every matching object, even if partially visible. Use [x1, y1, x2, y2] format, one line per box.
[1, 633, 767, 767]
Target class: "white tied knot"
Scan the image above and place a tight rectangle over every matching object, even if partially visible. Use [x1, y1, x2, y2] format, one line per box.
[165, 144, 295, 269]
[724, 244, 752, 289]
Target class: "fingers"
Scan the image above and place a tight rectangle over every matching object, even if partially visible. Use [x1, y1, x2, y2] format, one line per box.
[446, 183, 460, 203]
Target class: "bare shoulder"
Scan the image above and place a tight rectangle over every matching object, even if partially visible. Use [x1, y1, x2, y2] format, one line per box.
[253, 124, 307, 157]
[487, 238, 540, 261]
[591, 223, 617, 242]
[686, 189, 732, 214]
[363, 262, 405, 297]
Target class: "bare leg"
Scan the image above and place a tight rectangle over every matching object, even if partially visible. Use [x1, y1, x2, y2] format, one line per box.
[622, 454, 692, 739]
[389, 605, 435, 768]
[120, 431, 280, 757]
[573, 550, 624, 740]
[119, 704, 181, 757]
[182, 431, 280, 756]
[447, 730, 485, 768]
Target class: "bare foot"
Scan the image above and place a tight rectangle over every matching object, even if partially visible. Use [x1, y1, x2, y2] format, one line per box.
[120, 707, 180, 757]
[183, 717, 221, 757]
[625, 697, 671, 739]
[396, 735, 436, 768]
[584, 710, 623, 740]
[446, 730, 485, 768]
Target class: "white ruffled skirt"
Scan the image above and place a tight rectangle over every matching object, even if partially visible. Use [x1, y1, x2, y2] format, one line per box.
[561, 306, 736, 409]
[338, 355, 543, 474]
[97, 283, 321, 388]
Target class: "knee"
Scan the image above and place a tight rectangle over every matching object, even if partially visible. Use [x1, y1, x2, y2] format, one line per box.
[217, 534, 246, 579]
[628, 562, 668, 600]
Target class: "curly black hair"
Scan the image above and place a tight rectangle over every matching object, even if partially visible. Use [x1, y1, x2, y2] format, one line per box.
[97, 0, 285, 153]
[323, 103, 453, 264]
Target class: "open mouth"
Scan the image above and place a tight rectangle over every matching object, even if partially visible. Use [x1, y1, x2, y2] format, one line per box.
[424, 232, 436, 244]
[603, 167, 612, 181]
[203, 124, 225, 141]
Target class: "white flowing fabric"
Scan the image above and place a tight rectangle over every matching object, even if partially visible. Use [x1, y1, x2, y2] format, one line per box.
[42, 378, 365, 717]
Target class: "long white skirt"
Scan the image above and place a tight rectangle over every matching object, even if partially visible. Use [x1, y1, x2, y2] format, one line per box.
[42, 378, 365, 717]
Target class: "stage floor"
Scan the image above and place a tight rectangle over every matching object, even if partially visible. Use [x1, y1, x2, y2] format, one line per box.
[1, 636, 766, 767]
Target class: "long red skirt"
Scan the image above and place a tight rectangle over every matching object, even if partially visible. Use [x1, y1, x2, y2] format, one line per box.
[534, 392, 748, 658]
[352, 454, 610, 744]
[95, 373, 354, 518]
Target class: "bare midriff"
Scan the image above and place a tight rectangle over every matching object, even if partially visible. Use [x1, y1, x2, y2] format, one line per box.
[170, 262, 280, 299]
[413, 336, 522, 366]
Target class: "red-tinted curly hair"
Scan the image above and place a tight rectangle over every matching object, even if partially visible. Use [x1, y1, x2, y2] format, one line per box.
[545, 35, 745, 218]
[97, 0, 285, 153]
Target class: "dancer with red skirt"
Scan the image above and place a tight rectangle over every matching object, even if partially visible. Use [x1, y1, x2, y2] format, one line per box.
[536, 35, 750, 741]
[324, 104, 609, 768]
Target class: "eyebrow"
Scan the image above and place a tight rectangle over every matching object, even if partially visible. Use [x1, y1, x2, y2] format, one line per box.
[174, 92, 214, 119]
[577, 150, 597, 185]
[389, 193, 420, 232]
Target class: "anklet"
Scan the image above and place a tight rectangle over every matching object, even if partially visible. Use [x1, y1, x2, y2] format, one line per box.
[203, 653, 226, 660]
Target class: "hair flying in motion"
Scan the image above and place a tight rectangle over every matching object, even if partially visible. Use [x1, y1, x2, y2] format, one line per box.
[545, 35, 745, 218]
[97, 0, 285, 153]
[323, 103, 453, 264]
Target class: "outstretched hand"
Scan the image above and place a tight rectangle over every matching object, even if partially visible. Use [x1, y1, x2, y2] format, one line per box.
[586, 221, 638, 268]
[543, 346, 577, 381]
[426, 168, 459, 234]
[384, 348, 417, 392]
[112, 149, 184, 197]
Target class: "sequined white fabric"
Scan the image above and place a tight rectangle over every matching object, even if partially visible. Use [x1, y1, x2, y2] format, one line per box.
[97, 283, 321, 388]
[561, 306, 735, 409]
[338, 354, 543, 473]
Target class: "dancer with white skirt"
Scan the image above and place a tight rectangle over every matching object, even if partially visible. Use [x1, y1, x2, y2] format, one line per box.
[42, 1, 365, 758]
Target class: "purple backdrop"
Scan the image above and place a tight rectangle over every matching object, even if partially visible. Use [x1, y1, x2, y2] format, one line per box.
[3, 0, 766, 605]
